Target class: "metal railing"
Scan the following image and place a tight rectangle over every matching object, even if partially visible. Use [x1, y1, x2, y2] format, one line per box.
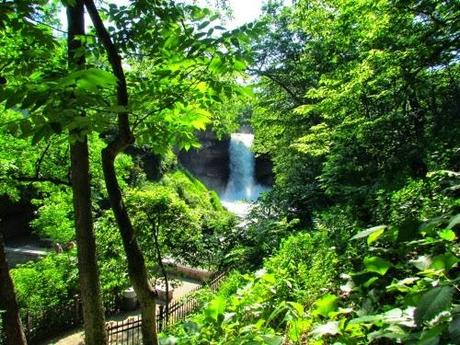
[106, 272, 227, 345]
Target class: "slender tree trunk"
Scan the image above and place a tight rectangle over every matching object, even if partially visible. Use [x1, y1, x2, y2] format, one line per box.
[151, 219, 169, 323]
[102, 151, 158, 345]
[0, 231, 27, 345]
[408, 92, 428, 178]
[83, 1, 158, 344]
[67, 2, 107, 344]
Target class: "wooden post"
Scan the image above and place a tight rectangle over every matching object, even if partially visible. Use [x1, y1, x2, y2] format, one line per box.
[74, 295, 78, 324]
[26, 313, 32, 340]
[158, 305, 164, 332]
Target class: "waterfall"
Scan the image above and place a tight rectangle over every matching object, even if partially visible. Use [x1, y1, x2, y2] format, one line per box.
[221, 133, 269, 216]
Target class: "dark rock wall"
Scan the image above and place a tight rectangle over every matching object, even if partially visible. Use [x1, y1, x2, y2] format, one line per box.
[255, 154, 275, 186]
[125, 146, 163, 181]
[0, 195, 35, 240]
[179, 130, 274, 193]
[178, 130, 230, 194]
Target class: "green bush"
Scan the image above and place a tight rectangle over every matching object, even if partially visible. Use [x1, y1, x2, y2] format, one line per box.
[265, 231, 338, 307]
[11, 252, 79, 315]
[127, 169, 236, 269]
[165, 230, 339, 344]
[95, 210, 131, 300]
[307, 208, 460, 345]
[30, 188, 74, 243]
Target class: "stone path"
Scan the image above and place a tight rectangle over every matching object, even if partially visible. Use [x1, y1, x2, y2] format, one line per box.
[39, 277, 201, 345]
[5, 244, 48, 267]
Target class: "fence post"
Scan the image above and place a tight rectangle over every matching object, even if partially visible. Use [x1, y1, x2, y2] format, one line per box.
[158, 305, 164, 332]
[26, 312, 32, 340]
[74, 294, 80, 324]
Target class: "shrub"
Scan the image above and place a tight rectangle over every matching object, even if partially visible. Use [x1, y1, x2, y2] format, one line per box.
[166, 230, 339, 344]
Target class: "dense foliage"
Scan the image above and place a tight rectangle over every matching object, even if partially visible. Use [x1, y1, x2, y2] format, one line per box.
[7, 168, 235, 340]
[1, 0, 247, 342]
[1, 0, 459, 344]
[161, 0, 460, 344]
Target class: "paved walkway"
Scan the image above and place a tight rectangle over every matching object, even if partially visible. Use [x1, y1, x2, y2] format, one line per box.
[5, 244, 48, 268]
[40, 277, 201, 345]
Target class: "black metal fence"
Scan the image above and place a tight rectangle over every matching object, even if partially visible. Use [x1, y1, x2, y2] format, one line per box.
[0, 297, 85, 345]
[0, 273, 226, 345]
[0, 311, 5, 345]
[6, 293, 120, 344]
[106, 272, 227, 345]
[24, 295, 83, 342]
[106, 315, 142, 345]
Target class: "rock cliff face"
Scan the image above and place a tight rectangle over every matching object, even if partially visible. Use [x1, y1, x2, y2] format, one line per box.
[178, 130, 230, 194]
[255, 154, 275, 186]
[179, 130, 274, 194]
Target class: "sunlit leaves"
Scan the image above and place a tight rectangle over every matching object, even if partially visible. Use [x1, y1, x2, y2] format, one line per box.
[313, 294, 338, 318]
[363, 256, 391, 276]
[351, 225, 387, 245]
[438, 229, 456, 241]
[58, 68, 117, 91]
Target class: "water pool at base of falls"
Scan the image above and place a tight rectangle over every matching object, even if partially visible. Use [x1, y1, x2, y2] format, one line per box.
[220, 133, 270, 217]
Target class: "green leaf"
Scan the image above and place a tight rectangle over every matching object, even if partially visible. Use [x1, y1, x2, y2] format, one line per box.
[239, 86, 254, 98]
[262, 273, 276, 284]
[363, 256, 391, 275]
[350, 271, 379, 286]
[448, 315, 460, 340]
[350, 308, 404, 325]
[430, 253, 459, 271]
[368, 227, 386, 245]
[287, 301, 305, 316]
[417, 324, 445, 345]
[261, 335, 283, 345]
[439, 229, 457, 241]
[447, 214, 460, 230]
[311, 321, 340, 337]
[230, 37, 240, 48]
[59, 68, 116, 91]
[351, 225, 387, 244]
[313, 294, 338, 317]
[197, 20, 210, 30]
[411, 255, 432, 271]
[204, 296, 226, 322]
[363, 276, 379, 288]
[414, 286, 454, 326]
[5, 89, 25, 109]
[368, 325, 408, 342]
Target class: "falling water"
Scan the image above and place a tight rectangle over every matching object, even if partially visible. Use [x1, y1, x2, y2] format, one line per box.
[221, 133, 269, 217]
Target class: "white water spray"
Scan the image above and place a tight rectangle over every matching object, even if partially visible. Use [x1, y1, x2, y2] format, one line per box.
[221, 133, 269, 217]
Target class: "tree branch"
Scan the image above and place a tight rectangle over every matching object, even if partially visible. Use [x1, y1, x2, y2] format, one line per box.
[250, 68, 304, 104]
[84, 0, 132, 145]
[34, 141, 52, 178]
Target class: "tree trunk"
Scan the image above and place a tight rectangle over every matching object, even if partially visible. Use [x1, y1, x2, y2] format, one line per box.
[408, 93, 428, 178]
[83, 1, 159, 343]
[67, 2, 107, 344]
[0, 231, 27, 345]
[101, 149, 158, 345]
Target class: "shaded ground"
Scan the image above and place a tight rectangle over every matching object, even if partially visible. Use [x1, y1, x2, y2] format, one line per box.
[40, 277, 201, 345]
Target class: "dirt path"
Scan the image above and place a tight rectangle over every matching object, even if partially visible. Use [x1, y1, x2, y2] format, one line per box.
[40, 278, 201, 345]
